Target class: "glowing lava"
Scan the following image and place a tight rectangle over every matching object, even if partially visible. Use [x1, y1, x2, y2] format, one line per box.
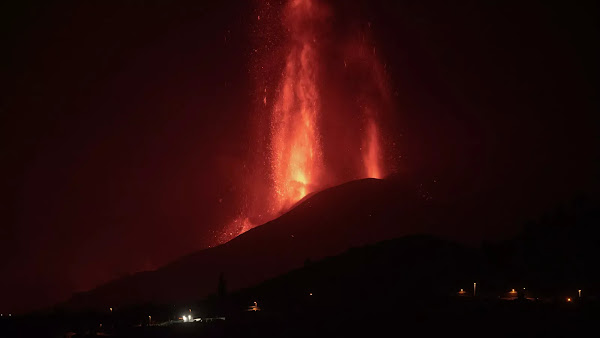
[270, 0, 325, 212]
[363, 117, 382, 179]
[215, 0, 394, 244]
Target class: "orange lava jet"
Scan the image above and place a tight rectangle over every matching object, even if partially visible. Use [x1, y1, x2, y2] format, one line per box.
[270, 0, 325, 212]
[363, 117, 382, 179]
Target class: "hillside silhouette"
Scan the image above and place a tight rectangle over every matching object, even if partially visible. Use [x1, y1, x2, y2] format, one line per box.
[3, 191, 598, 337]
[64, 177, 435, 309]
[62, 176, 599, 312]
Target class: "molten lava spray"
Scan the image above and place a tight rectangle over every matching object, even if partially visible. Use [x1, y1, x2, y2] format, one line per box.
[271, 0, 324, 212]
[363, 117, 382, 179]
[217, 0, 394, 243]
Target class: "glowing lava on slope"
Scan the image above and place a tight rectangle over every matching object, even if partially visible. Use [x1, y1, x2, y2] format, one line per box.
[216, 0, 394, 244]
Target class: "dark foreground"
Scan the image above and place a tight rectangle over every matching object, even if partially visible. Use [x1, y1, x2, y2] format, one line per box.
[1, 298, 598, 338]
[3, 200, 598, 337]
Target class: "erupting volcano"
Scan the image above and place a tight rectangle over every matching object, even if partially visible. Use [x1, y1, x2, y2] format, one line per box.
[218, 0, 393, 243]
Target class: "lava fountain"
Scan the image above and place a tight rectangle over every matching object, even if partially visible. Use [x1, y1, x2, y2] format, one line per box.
[216, 0, 393, 244]
[270, 0, 325, 212]
[363, 116, 382, 179]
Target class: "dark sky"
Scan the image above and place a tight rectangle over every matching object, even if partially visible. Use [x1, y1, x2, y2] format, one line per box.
[1, 1, 597, 314]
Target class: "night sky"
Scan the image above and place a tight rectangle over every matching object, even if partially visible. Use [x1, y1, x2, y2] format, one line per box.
[1, 1, 597, 314]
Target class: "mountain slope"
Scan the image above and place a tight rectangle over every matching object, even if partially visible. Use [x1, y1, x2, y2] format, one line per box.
[64, 177, 448, 309]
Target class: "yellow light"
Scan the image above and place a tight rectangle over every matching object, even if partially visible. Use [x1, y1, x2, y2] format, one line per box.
[109, 307, 113, 312]
[309, 293, 313, 296]
[567, 298, 572, 302]
[511, 289, 516, 293]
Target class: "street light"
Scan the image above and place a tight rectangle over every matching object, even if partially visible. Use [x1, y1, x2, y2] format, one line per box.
[578, 290, 582, 298]
[473, 282, 477, 296]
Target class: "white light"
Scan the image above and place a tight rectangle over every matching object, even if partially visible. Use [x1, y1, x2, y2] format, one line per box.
[183, 316, 188, 322]
[188, 315, 192, 321]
